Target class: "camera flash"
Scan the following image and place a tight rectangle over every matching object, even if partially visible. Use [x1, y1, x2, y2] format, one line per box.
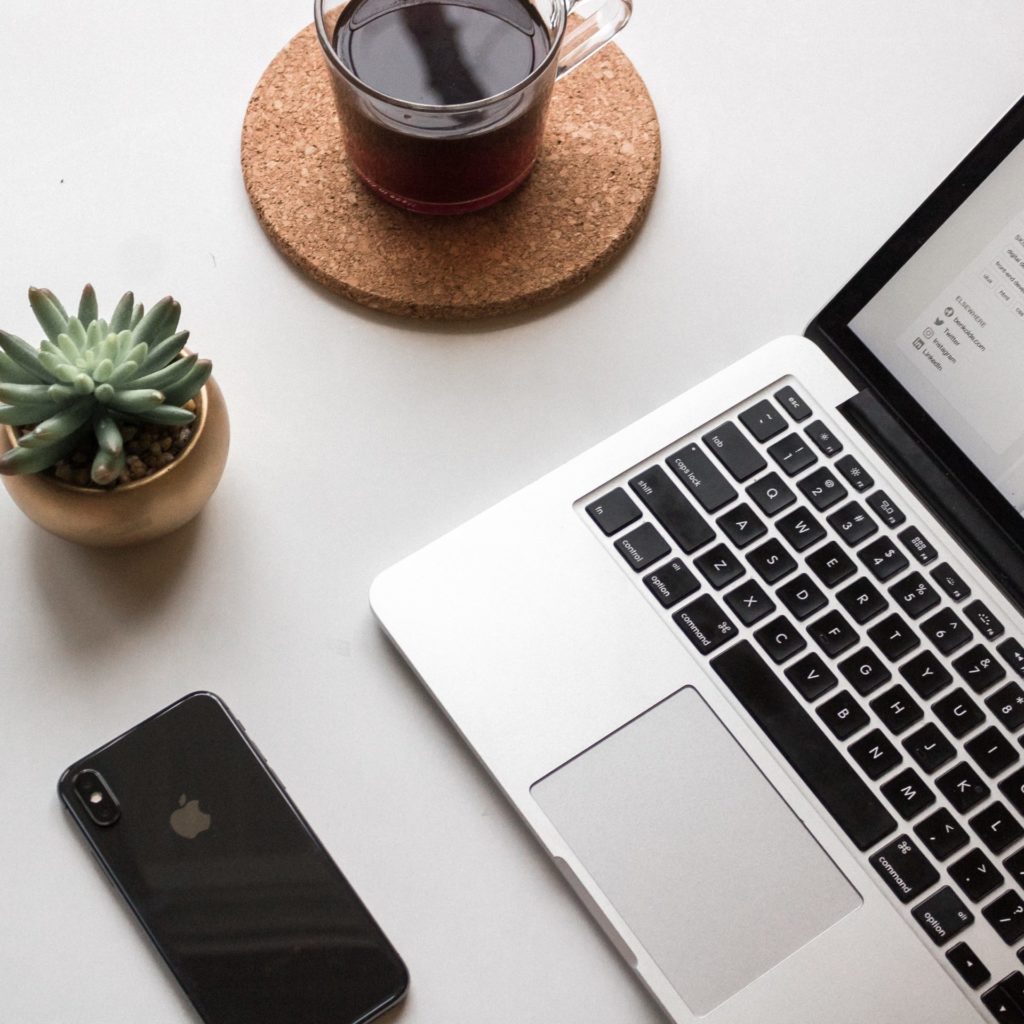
[89, 791, 103, 804]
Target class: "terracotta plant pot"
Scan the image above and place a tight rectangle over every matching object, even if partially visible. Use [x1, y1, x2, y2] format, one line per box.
[0, 377, 229, 547]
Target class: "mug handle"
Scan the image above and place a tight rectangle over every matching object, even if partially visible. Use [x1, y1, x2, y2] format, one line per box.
[557, 0, 633, 78]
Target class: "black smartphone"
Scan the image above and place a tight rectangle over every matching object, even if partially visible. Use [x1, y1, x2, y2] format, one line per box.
[58, 691, 408, 1024]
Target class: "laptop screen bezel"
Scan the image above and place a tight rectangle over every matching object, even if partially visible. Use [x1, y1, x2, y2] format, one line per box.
[805, 94, 1024, 553]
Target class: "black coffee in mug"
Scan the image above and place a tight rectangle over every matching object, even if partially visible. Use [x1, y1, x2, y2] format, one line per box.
[329, 0, 554, 214]
[315, 0, 633, 214]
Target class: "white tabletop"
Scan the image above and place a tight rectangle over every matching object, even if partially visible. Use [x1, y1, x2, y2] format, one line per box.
[3, 2, 1022, 1021]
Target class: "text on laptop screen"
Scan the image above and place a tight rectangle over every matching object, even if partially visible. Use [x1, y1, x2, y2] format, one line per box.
[851, 137, 1024, 512]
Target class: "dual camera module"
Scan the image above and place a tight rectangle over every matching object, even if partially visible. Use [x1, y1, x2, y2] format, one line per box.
[72, 769, 121, 826]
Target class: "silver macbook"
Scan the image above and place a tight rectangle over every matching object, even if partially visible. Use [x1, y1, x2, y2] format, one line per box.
[372, 97, 1024, 1023]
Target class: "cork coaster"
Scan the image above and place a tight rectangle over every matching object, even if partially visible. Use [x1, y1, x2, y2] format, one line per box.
[241, 19, 660, 319]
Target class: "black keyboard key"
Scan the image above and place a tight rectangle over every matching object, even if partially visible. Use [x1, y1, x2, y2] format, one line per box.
[746, 538, 797, 584]
[806, 541, 856, 588]
[867, 613, 920, 662]
[808, 610, 858, 657]
[767, 433, 817, 477]
[881, 767, 935, 819]
[934, 690, 986, 740]
[888, 572, 941, 620]
[835, 454, 873, 493]
[665, 444, 738, 513]
[702, 421, 766, 482]
[984, 890, 1024, 944]
[857, 536, 910, 582]
[805, 419, 843, 457]
[988, 682, 1024, 733]
[946, 942, 990, 990]
[870, 685, 923, 735]
[774, 385, 812, 421]
[1000, 638, 1024, 678]
[776, 574, 827, 621]
[711, 641, 896, 851]
[629, 466, 716, 554]
[1005, 849, 1024, 888]
[849, 728, 902, 780]
[899, 526, 939, 565]
[954, 644, 1007, 694]
[899, 650, 953, 700]
[798, 466, 847, 511]
[866, 490, 906, 528]
[914, 808, 969, 861]
[937, 761, 991, 813]
[672, 595, 738, 655]
[1002, 769, 1024, 817]
[838, 647, 891, 696]
[693, 543, 745, 590]
[817, 691, 869, 740]
[739, 399, 787, 442]
[931, 563, 971, 603]
[982, 974, 1024, 1022]
[921, 609, 972, 655]
[870, 834, 939, 904]
[966, 727, 1020, 779]
[971, 801, 1024, 855]
[715, 502, 767, 548]
[776, 507, 826, 552]
[643, 558, 700, 608]
[724, 578, 775, 626]
[615, 523, 671, 572]
[912, 886, 973, 946]
[827, 501, 878, 547]
[902, 723, 956, 774]
[836, 577, 887, 624]
[753, 615, 807, 664]
[965, 599, 1005, 641]
[949, 848, 1003, 902]
[785, 652, 838, 701]
[586, 488, 641, 535]
[745, 472, 795, 516]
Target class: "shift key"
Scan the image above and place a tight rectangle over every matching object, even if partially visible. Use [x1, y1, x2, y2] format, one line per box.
[667, 443, 738, 512]
[630, 465, 715, 553]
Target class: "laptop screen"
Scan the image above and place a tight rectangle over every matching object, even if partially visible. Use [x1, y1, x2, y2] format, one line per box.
[849, 137, 1024, 511]
[808, 96, 1024, 536]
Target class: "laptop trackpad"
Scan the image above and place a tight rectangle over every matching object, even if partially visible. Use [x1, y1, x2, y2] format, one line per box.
[531, 686, 861, 1016]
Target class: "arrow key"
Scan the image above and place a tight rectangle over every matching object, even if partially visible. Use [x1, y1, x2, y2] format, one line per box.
[946, 940, 990, 989]
[983, 973, 1024, 1022]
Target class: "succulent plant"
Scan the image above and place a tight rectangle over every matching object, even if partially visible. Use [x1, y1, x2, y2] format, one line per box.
[0, 285, 211, 485]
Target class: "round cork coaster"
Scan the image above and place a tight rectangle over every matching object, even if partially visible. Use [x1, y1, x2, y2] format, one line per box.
[241, 19, 660, 320]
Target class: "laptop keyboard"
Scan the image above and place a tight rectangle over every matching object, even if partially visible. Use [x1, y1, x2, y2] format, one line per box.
[582, 379, 1024, 1021]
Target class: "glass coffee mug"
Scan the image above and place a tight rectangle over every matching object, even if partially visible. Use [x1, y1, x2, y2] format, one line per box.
[314, 0, 633, 214]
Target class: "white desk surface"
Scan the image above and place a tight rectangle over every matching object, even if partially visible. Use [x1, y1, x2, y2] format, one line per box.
[2, 2, 1022, 1021]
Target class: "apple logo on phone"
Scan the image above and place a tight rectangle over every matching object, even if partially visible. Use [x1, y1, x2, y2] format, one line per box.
[170, 793, 212, 839]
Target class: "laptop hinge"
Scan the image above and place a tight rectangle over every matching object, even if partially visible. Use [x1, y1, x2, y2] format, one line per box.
[839, 389, 1024, 615]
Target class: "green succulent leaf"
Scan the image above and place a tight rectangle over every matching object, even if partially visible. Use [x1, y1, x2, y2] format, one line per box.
[0, 401, 61, 425]
[132, 405, 196, 426]
[130, 353, 197, 392]
[0, 329, 53, 383]
[109, 291, 135, 332]
[105, 360, 139, 388]
[66, 317, 88, 347]
[94, 414, 123, 456]
[103, 388, 165, 414]
[0, 382, 56, 404]
[0, 350, 47, 386]
[129, 302, 144, 329]
[162, 360, 211, 406]
[78, 285, 98, 327]
[56, 332, 80, 363]
[131, 297, 175, 349]
[90, 445, 127, 486]
[28, 287, 71, 343]
[17, 398, 94, 449]
[0, 430, 80, 476]
[47, 383, 78, 402]
[139, 330, 190, 373]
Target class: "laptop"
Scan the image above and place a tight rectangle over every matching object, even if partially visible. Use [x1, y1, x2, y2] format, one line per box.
[372, 96, 1024, 1023]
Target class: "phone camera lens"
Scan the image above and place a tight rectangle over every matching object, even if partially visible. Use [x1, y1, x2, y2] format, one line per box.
[72, 770, 120, 827]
